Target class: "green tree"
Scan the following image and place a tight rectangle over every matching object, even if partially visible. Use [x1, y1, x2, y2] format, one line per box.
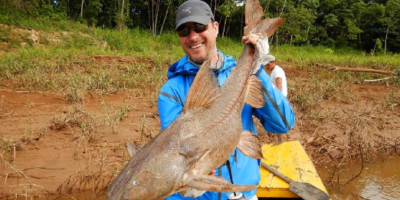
[358, 3, 386, 52]
[216, 0, 235, 38]
[382, 0, 400, 53]
[318, 13, 338, 45]
[83, 0, 102, 26]
[281, 5, 317, 45]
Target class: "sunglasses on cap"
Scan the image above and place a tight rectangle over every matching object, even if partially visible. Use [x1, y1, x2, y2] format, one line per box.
[176, 23, 208, 37]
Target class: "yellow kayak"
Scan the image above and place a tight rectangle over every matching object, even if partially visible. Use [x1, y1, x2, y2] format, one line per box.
[257, 141, 330, 199]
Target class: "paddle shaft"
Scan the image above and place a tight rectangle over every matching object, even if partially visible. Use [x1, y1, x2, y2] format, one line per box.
[260, 162, 292, 183]
[260, 162, 331, 200]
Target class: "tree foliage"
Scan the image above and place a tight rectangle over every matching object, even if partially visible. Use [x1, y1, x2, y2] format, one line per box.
[1, 0, 400, 53]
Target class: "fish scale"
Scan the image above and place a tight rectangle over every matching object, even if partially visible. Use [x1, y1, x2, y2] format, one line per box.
[106, 0, 285, 199]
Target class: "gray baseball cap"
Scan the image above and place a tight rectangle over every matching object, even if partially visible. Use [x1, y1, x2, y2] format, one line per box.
[175, 0, 214, 30]
[261, 55, 276, 65]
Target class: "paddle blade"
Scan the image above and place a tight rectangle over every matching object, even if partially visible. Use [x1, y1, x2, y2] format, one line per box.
[289, 181, 331, 200]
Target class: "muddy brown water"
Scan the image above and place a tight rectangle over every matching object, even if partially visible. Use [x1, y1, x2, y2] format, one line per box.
[318, 156, 400, 200]
[47, 157, 400, 200]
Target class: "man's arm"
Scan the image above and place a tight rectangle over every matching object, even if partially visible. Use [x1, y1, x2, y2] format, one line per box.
[244, 34, 294, 133]
[275, 77, 283, 93]
[158, 85, 184, 130]
[254, 70, 295, 133]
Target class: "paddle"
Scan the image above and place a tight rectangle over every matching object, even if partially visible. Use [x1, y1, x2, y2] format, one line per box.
[260, 162, 331, 200]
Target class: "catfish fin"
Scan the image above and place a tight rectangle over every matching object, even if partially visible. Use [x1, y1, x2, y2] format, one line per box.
[237, 131, 263, 159]
[245, 75, 266, 108]
[180, 188, 206, 198]
[126, 142, 137, 158]
[126, 142, 145, 158]
[244, 0, 285, 37]
[244, 0, 263, 35]
[183, 60, 221, 113]
[255, 18, 286, 38]
[185, 175, 257, 192]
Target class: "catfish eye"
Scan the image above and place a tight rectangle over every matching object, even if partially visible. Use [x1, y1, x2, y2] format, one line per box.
[133, 180, 140, 185]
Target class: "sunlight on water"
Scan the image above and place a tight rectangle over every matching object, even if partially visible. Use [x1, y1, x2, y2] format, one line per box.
[319, 156, 400, 200]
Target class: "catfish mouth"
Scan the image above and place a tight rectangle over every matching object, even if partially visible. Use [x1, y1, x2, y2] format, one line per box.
[122, 184, 149, 200]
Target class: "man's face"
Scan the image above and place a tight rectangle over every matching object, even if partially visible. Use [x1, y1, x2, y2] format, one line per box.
[177, 21, 219, 64]
[264, 61, 276, 70]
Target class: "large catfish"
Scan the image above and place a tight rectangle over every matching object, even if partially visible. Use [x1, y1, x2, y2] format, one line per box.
[107, 0, 285, 199]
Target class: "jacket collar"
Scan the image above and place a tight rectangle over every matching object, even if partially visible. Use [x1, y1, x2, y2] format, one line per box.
[167, 50, 230, 79]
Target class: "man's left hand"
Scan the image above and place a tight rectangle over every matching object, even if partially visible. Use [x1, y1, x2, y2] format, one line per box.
[242, 33, 270, 75]
[242, 33, 261, 45]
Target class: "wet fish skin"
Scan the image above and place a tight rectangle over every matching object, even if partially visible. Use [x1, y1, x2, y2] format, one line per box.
[106, 0, 285, 199]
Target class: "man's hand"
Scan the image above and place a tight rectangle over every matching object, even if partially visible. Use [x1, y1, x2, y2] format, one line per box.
[242, 33, 270, 75]
[242, 33, 261, 45]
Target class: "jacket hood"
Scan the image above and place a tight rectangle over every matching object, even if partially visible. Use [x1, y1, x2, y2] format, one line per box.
[167, 50, 235, 79]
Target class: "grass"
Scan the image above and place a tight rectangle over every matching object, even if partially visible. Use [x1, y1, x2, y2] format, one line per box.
[1, 5, 399, 149]
[273, 45, 400, 70]
[1, 10, 399, 97]
[102, 101, 132, 134]
[0, 137, 14, 156]
[0, 9, 398, 133]
[1, 16, 399, 142]
[384, 89, 400, 111]
[1, 9, 399, 199]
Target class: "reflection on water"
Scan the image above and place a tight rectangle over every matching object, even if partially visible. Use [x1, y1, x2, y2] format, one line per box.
[318, 156, 400, 200]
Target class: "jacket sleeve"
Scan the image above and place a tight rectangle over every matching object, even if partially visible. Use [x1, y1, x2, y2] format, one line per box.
[158, 86, 184, 131]
[253, 68, 295, 134]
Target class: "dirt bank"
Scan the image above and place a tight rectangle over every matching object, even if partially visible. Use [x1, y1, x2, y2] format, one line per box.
[1, 56, 399, 199]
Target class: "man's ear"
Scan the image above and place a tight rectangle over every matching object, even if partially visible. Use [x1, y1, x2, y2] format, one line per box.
[213, 21, 219, 35]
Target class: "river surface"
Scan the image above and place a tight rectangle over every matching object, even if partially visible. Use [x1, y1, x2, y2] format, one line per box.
[49, 157, 400, 200]
[318, 156, 400, 200]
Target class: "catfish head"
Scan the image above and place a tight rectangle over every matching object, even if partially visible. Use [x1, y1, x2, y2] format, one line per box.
[107, 170, 155, 200]
[107, 142, 183, 200]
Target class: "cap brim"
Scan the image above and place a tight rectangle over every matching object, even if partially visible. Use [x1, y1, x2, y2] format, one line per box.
[261, 59, 274, 65]
[175, 16, 211, 30]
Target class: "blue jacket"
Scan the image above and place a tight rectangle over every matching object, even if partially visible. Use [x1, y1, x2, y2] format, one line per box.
[158, 51, 295, 200]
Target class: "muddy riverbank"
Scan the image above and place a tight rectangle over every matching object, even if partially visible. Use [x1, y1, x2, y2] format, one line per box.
[1, 59, 399, 199]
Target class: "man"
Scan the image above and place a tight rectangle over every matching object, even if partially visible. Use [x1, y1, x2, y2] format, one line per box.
[158, 0, 295, 199]
[262, 55, 288, 97]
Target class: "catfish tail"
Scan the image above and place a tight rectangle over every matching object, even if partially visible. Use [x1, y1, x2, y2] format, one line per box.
[244, 0, 285, 38]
